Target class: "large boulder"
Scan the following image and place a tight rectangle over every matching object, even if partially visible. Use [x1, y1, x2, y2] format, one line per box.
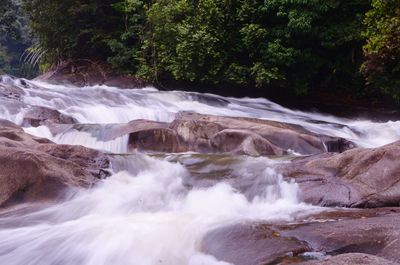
[125, 112, 355, 156]
[202, 208, 400, 265]
[0, 119, 110, 207]
[281, 141, 400, 207]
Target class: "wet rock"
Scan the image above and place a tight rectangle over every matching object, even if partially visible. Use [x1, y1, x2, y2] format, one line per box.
[202, 209, 400, 265]
[22, 106, 77, 127]
[125, 112, 355, 156]
[202, 222, 311, 265]
[0, 147, 96, 207]
[0, 119, 110, 207]
[129, 128, 187, 153]
[36, 144, 110, 179]
[0, 119, 21, 130]
[0, 119, 52, 148]
[281, 141, 400, 207]
[210, 129, 284, 156]
[280, 210, 400, 264]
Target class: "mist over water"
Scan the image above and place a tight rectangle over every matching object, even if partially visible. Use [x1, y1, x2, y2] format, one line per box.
[1, 76, 400, 264]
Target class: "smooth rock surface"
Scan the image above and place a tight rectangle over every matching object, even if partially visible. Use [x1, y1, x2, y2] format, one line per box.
[202, 208, 400, 265]
[0, 119, 110, 207]
[202, 222, 311, 265]
[125, 112, 355, 156]
[281, 141, 400, 207]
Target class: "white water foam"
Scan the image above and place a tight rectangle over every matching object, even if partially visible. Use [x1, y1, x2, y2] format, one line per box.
[24, 124, 130, 153]
[0, 155, 318, 265]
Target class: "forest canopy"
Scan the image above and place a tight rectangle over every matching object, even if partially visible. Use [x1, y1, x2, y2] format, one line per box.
[1, 0, 399, 99]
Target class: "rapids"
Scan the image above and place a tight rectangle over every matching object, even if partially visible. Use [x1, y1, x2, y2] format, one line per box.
[0, 75, 400, 265]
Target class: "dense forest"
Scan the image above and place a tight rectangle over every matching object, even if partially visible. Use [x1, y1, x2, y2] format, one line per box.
[1, 0, 399, 100]
[0, 0, 36, 77]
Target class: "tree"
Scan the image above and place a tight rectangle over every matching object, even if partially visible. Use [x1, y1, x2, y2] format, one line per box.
[0, 0, 35, 77]
[25, 0, 400, 101]
[362, 0, 400, 100]
[106, 0, 147, 74]
[0, 0, 20, 40]
[141, 0, 369, 95]
[23, 0, 123, 63]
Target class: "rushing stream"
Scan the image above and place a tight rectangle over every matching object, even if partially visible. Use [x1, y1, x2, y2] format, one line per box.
[1, 75, 400, 264]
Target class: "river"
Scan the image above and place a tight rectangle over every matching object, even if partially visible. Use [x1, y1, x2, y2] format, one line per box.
[0, 75, 399, 264]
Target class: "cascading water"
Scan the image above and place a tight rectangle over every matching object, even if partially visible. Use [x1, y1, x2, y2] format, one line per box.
[3, 76, 400, 150]
[1, 75, 400, 264]
[0, 154, 316, 265]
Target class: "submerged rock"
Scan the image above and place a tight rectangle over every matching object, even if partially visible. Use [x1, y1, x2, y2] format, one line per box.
[0, 82, 25, 100]
[22, 106, 77, 127]
[281, 141, 400, 207]
[0, 119, 110, 207]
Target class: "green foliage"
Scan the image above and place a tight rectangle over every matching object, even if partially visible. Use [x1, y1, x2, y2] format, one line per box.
[138, 0, 224, 82]
[0, 0, 36, 77]
[0, 0, 20, 40]
[0, 45, 11, 74]
[23, 0, 123, 63]
[16, 0, 400, 100]
[106, 0, 147, 74]
[138, 0, 370, 94]
[362, 0, 400, 100]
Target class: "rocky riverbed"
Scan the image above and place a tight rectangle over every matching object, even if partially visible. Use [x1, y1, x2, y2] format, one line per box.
[0, 74, 400, 264]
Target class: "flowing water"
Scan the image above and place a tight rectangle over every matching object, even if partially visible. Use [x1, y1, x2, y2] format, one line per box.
[0, 75, 400, 264]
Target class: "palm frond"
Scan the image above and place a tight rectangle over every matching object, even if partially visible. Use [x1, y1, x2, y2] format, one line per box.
[20, 46, 47, 66]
